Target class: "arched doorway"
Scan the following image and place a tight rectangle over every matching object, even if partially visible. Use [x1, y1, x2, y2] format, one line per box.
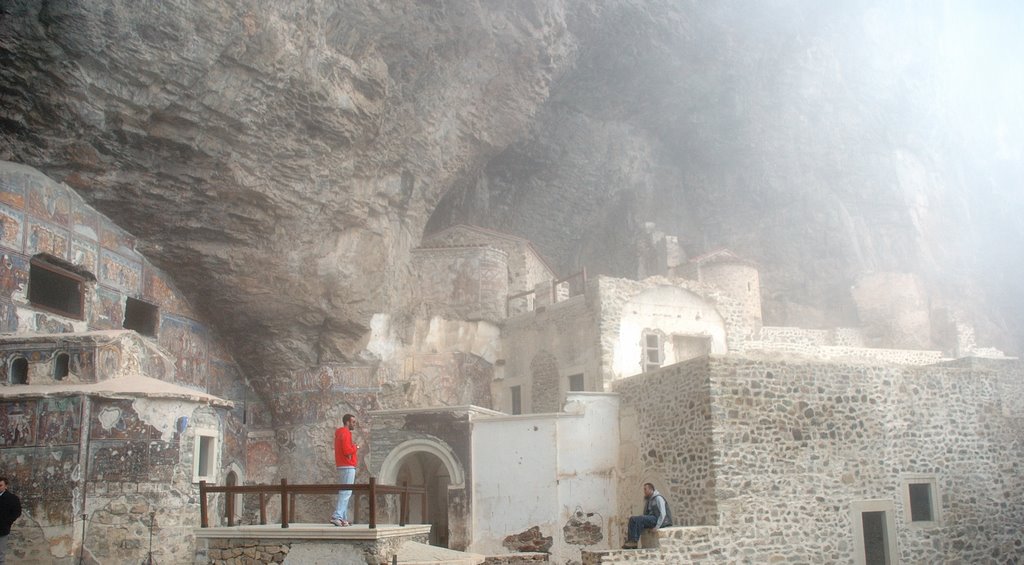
[379, 439, 465, 548]
[224, 470, 238, 525]
[396, 452, 450, 546]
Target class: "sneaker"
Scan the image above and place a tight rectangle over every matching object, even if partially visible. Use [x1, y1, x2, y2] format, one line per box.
[340, 519, 351, 527]
[621, 541, 638, 549]
[330, 518, 344, 527]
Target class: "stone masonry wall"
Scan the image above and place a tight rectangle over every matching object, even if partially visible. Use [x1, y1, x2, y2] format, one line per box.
[612, 357, 717, 530]
[422, 226, 554, 296]
[596, 355, 1024, 563]
[411, 246, 510, 322]
[596, 276, 748, 388]
[501, 292, 600, 414]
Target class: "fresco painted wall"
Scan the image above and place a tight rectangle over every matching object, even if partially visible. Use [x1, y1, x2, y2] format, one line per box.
[0, 162, 272, 563]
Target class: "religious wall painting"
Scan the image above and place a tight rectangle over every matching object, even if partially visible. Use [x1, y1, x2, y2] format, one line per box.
[70, 235, 99, 274]
[477, 255, 507, 300]
[98, 249, 142, 294]
[0, 205, 24, 252]
[0, 401, 37, 447]
[147, 441, 178, 482]
[207, 359, 243, 400]
[25, 218, 70, 259]
[96, 343, 123, 379]
[138, 348, 170, 381]
[457, 352, 494, 408]
[25, 174, 71, 226]
[34, 312, 73, 334]
[89, 440, 149, 482]
[159, 314, 209, 389]
[246, 438, 278, 482]
[99, 224, 137, 258]
[70, 348, 96, 381]
[142, 265, 193, 318]
[0, 253, 28, 301]
[0, 300, 17, 333]
[0, 167, 26, 209]
[20, 447, 79, 525]
[37, 397, 81, 446]
[90, 285, 124, 331]
[90, 399, 160, 440]
[223, 413, 246, 468]
[70, 200, 99, 241]
[403, 354, 462, 407]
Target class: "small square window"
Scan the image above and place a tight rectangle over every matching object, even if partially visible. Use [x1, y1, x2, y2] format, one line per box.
[568, 373, 584, 392]
[903, 475, 940, 526]
[124, 297, 159, 337]
[908, 483, 932, 521]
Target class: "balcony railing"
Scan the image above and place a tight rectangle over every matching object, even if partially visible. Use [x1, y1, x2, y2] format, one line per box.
[198, 477, 426, 529]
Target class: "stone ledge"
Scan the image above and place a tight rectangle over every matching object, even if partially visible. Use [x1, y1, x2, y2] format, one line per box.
[194, 523, 431, 541]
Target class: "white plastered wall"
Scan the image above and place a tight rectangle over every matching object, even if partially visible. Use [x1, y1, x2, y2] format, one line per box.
[612, 285, 727, 380]
[469, 393, 619, 563]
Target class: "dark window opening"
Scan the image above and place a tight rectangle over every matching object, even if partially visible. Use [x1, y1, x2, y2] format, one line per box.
[909, 483, 933, 522]
[10, 357, 28, 384]
[124, 297, 159, 337]
[568, 373, 584, 392]
[861, 511, 890, 565]
[54, 353, 70, 380]
[28, 257, 87, 319]
[511, 386, 522, 415]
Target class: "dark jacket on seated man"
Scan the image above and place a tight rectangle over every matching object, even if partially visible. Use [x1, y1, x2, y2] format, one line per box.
[623, 482, 673, 548]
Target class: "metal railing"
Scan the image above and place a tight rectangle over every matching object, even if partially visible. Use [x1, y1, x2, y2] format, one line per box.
[199, 477, 426, 529]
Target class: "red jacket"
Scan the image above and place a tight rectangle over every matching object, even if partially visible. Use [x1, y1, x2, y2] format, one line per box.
[334, 426, 358, 467]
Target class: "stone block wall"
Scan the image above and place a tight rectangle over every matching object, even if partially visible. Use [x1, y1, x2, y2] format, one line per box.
[696, 261, 762, 333]
[197, 533, 427, 565]
[411, 246, 510, 322]
[421, 225, 554, 296]
[501, 293, 600, 414]
[598, 355, 1024, 563]
[612, 357, 717, 529]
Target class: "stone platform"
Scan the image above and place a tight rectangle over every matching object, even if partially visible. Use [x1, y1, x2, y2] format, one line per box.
[194, 523, 483, 564]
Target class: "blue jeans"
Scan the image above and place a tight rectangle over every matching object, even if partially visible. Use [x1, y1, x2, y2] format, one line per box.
[627, 514, 658, 542]
[332, 466, 356, 521]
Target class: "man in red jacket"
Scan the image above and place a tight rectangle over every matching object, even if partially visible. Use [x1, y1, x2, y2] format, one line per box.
[330, 414, 359, 526]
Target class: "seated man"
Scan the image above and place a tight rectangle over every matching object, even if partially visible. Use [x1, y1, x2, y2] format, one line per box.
[622, 482, 673, 549]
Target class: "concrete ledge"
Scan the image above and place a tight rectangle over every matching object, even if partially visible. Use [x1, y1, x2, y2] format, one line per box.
[194, 523, 431, 541]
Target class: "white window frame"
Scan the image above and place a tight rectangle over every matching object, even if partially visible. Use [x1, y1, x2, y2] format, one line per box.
[851, 499, 899, 565]
[902, 475, 941, 528]
[642, 330, 664, 373]
[192, 428, 220, 483]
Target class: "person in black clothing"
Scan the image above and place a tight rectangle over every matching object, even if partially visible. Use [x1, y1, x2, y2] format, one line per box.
[0, 477, 21, 564]
[622, 482, 673, 549]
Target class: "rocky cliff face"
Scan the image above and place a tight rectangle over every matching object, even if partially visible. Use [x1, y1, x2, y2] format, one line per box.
[2, 1, 1021, 405]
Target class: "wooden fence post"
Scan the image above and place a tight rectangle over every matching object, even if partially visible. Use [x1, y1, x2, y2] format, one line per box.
[280, 479, 289, 528]
[368, 477, 377, 529]
[199, 480, 209, 528]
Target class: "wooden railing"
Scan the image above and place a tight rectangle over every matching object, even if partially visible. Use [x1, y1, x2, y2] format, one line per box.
[199, 477, 426, 529]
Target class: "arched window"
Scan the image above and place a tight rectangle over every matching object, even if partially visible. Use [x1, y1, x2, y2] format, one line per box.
[10, 357, 28, 384]
[54, 353, 70, 381]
